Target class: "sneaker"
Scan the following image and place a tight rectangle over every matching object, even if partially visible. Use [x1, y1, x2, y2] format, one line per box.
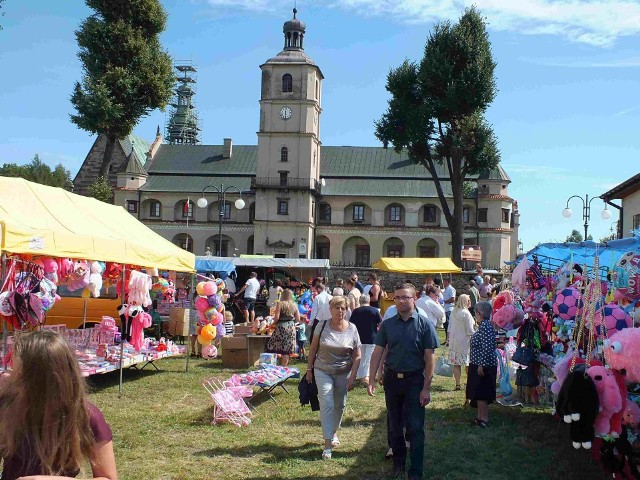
[331, 435, 340, 447]
[322, 448, 332, 460]
[471, 418, 489, 428]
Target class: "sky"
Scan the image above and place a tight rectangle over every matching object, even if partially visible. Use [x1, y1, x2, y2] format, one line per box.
[0, 0, 639, 252]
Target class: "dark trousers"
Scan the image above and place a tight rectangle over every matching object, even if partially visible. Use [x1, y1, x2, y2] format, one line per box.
[384, 370, 425, 479]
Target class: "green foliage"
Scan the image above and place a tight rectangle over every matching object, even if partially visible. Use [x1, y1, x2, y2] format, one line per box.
[0, 154, 73, 190]
[565, 229, 593, 242]
[375, 7, 500, 266]
[462, 181, 476, 198]
[70, 0, 174, 176]
[88, 175, 113, 203]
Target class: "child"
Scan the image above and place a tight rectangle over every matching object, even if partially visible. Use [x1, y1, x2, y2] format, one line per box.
[223, 310, 235, 336]
[296, 315, 307, 361]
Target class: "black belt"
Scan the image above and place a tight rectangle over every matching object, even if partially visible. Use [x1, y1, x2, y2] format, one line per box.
[386, 368, 424, 379]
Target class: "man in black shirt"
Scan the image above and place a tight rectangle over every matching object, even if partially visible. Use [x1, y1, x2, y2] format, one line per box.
[368, 283, 439, 480]
[349, 294, 382, 387]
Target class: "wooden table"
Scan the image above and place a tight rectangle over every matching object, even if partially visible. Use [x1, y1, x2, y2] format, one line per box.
[246, 334, 271, 366]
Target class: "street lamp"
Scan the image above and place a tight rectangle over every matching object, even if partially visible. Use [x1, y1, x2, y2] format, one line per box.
[197, 184, 245, 256]
[561, 194, 611, 240]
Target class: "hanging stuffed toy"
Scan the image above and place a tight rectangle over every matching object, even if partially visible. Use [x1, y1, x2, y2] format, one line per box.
[129, 308, 152, 352]
[66, 260, 90, 292]
[41, 257, 58, 284]
[556, 369, 600, 449]
[586, 365, 627, 437]
[603, 328, 640, 383]
[88, 261, 104, 298]
[127, 270, 152, 307]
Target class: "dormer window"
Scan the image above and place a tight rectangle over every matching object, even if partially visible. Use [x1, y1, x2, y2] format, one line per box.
[282, 74, 293, 93]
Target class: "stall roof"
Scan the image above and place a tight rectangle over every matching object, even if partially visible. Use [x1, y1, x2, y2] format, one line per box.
[0, 177, 195, 272]
[373, 257, 461, 274]
[195, 257, 236, 274]
[197, 256, 329, 269]
[512, 232, 640, 278]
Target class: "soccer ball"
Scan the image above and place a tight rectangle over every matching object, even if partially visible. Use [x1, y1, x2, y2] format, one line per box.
[553, 287, 582, 320]
[595, 303, 632, 338]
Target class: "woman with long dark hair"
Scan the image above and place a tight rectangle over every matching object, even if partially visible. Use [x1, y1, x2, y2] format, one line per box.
[0, 330, 117, 480]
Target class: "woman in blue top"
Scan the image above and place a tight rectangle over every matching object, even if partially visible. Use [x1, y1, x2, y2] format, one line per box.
[465, 301, 497, 428]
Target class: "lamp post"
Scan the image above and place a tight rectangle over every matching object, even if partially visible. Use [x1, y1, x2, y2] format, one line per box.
[197, 184, 245, 256]
[610, 220, 620, 240]
[561, 194, 611, 240]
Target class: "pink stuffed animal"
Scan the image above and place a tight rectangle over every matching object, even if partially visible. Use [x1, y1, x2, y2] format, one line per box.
[604, 328, 640, 383]
[66, 260, 90, 291]
[623, 402, 640, 428]
[41, 257, 58, 284]
[586, 365, 626, 437]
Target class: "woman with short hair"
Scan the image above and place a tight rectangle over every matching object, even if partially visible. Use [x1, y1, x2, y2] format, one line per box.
[0, 330, 117, 480]
[306, 296, 361, 460]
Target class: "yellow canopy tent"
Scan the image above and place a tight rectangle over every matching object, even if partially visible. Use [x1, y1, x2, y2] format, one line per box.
[372, 257, 461, 275]
[0, 177, 194, 272]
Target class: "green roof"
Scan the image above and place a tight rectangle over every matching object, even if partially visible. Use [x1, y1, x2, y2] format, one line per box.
[119, 134, 151, 166]
[147, 145, 257, 175]
[322, 178, 451, 197]
[140, 175, 253, 194]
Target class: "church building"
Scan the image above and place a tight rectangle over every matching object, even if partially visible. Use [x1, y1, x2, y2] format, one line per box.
[75, 9, 519, 268]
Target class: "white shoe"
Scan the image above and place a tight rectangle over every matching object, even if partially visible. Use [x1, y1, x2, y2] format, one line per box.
[331, 435, 340, 447]
[322, 448, 332, 460]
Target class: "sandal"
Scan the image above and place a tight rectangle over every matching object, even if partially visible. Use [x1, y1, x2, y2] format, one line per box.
[322, 448, 332, 460]
[455, 385, 461, 391]
[331, 435, 340, 448]
[471, 418, 489, 428]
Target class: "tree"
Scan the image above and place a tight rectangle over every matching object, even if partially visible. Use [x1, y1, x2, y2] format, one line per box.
[375, 7, 500, 266]
[88, 176, 113, 203]
[0, 155, 73, 190]
[70, 0, 174, 178]
[565, 229, 593, 242]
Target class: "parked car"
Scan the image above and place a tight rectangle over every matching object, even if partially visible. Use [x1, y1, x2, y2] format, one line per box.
[45, 284, 122, 329]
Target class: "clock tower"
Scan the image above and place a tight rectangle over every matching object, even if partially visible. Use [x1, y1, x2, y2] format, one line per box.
[252, 8, 324, 258]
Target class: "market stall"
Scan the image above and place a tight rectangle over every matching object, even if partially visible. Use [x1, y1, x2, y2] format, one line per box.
[0, 177, 195, 391]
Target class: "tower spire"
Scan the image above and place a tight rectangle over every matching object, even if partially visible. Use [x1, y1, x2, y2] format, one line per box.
[166, 61, 201, 145]
[283, 7, 306, 50]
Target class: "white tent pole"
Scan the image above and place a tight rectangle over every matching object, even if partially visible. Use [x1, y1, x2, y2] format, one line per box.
[118, 266, 126, 395]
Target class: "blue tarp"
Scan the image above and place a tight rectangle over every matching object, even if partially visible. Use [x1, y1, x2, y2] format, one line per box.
[195, 257, 236, 275]
[512, 230, 640, 278]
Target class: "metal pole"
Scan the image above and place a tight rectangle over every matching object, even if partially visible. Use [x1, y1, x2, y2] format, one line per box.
[1, 253, 7, 372]
[118, 266, 126, 395]
[583, 194, 589, 241]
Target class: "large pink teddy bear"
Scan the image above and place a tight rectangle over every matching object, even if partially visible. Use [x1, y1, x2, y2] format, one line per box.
[586, 365, 626, 437]
[604, 328, 640, 383]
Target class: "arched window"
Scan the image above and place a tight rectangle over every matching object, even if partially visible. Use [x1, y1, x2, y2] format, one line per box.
[315, 79, 319, 99]
[280, 146, 288, 162]
[282, 74, 293, 93]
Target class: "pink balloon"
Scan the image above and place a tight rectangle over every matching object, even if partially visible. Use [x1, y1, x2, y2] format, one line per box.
[195, 296, 210, 312]
[211, 312, 223, 326]
[202, 281, 218, 296]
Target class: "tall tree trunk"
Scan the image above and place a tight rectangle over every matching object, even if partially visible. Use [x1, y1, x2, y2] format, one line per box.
[98, 134, 117, 178]
[450, 161, 465, 267]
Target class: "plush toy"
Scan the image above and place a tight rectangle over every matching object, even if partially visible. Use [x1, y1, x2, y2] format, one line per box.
[556, 369, 600, 449]
[201, 344, 218, 360]
[586, 365, 626, 437]
[604, 328, 640, 383]
[66, 260, 90, 292]
[130, 310, 152, 352]
[117, 304, 143, 343]
[127, 270, 152, 307]
[41, 257, 58, 284]
[493, 304, 518, 330]
[57, 258, 74, 281]
[622, 402, 640, 428]
[595, 303, 633, 338]
[492, 290, 515, 315]
[257, 318, 267, 335]
[87, 261, 104, 298]
[556, 263, 572, 291]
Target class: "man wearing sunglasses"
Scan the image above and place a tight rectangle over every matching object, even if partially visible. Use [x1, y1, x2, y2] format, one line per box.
[367, 283, 439, 480]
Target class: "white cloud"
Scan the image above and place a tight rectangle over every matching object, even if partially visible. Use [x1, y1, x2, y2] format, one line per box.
[614, 105, 640, 117]
[203, 0, 640, 47]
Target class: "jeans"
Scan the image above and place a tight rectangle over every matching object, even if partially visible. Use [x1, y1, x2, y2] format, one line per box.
[357, 344, 375, 379]
[314, 368, 349, 440]
[384, 370, 426, 479]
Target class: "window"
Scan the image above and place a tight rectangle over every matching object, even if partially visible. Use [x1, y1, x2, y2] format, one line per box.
[423, 205, 437, 223]
[634, 214, 640, 230]
[316, 243, 330, 259]
[126, 200, 138, 213]
[353, 205, 364, 222]
[249, 203, 255, 223]
[387, 244, 403, 258]
[389, 205, 402, 222]
[478, 208, 488, 223]
[419, 246, 436, 258]
[149, 201, 161, 218]
[315, 79, 319, 99]
[355, 245, 370, 267]
[279, 172, 288, 187]
[221, 202, 231, 220]
[318, 203, 331, 223]
[280, 146, 288, 162]
[182, 201, 193, 218]
[463, 206, 470, 224]
[282, 74, 292, 93]
[278, 200, 289, 215]
[502, 208, 510, 223]
[213, 240, 228, 257]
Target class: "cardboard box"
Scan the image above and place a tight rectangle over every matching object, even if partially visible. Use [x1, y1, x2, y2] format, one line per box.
[169, 307, 189, 323]
[164, 318, 189, 337]
[233, 325, 253, 336]
[221, 335, 247, 349]
[222, 348, 249, 369]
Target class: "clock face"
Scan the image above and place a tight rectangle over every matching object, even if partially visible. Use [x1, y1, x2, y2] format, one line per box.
[280, 106, 292, 120]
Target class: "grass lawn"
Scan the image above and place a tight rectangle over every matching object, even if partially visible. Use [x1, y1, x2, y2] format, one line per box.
[85, 351, 604, 480]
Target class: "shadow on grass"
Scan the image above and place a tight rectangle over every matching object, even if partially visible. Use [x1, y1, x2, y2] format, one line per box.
[86, 366, 165, 391]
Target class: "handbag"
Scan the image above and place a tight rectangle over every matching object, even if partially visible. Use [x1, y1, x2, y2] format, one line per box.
[515, 366, 538, 387]
[496, 349, 513, 396]
[434, 351, 453, 377]
[512, 346, 535, 366]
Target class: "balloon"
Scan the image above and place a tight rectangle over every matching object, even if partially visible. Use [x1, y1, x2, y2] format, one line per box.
[215, 324, 225, 340]
[197, 310, 206, 322]
[196, 282, 206, 296]
[613, 252, 640, 301]
[215, 278, 225, 288]
[197, 334, 210, 345]
[211, 312, 223, 326]
[203, 281, 218, 296]
[202, 344, 218, 359]
[216, 303, 224, 313]
[204, 307, 218, 323]
[195, 296, 210, 312]
[201, 323, 216, 341]
[207, 295, 220, 307]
